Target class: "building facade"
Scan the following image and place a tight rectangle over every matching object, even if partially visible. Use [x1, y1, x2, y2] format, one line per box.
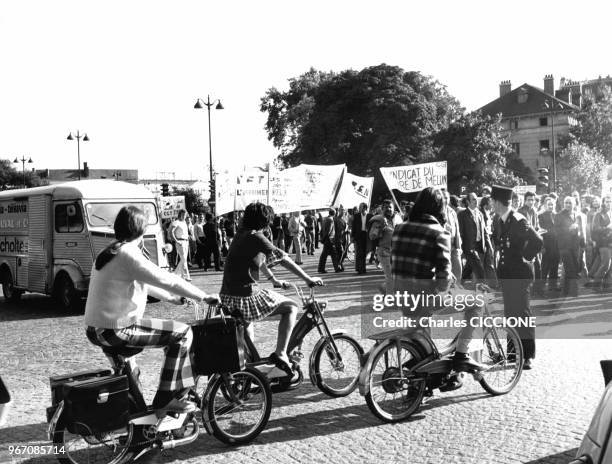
[479, 76, 579, 174]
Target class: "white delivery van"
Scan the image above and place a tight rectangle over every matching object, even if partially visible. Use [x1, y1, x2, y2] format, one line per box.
[0, 180, 168, 309]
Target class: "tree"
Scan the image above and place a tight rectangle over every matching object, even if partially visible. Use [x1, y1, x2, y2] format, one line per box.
[0, 159, 44, 189]
[172, 186, 207, 214]
[569, 87, 612, 161]
[434, 113, 530, 193]
[261, 64, 463, 175]
[260, 68, 335, 159]
[556, 141, 606, 196]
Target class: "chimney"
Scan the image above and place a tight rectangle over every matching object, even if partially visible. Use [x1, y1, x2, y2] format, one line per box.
[544, 74, 554, 95]
[499, 80, 511, 97]
[83, 162, 90, 178]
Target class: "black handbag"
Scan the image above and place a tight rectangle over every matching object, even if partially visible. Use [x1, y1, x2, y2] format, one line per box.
[191, 305, 245, 376]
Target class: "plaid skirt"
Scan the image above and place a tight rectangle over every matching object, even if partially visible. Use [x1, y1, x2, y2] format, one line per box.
[220, 289, 291, 323]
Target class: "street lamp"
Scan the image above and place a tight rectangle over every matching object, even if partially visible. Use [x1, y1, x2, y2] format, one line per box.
[67, 130, 90, 181]
[543, 99, 564, 192]
[13, 156, 33, 189]
[194, 95, 224, 213]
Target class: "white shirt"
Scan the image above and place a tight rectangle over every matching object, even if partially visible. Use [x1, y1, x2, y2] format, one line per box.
[500, 209, 512, 224]
[361, 213, 367, 231]
[172, 220, 188, 240]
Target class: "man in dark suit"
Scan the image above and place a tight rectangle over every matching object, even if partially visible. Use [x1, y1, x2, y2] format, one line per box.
[318, 208, 341, 273]
[492, 185, 543, 370]
[538, 197, 560, 291]
[351, 202, 371, 274]
[202, 212, 221, 271]
[519, 191, 544, 296]
[458, 192, 487, 283]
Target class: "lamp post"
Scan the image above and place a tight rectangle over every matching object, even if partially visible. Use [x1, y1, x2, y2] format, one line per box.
[13, 156, 33, 189]
[194, 95, 224, 213]
[543, 99, 563, 192]
[67, 130, 89, 181]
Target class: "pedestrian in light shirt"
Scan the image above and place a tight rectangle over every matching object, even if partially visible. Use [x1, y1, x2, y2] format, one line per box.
[171, 210, 191, 281]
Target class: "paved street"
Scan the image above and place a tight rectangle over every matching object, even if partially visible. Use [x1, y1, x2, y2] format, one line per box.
[0, 252, 610, 464]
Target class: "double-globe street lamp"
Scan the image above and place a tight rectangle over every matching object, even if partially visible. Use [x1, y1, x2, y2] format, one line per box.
[67, 130, 89, 181]
[13, 156, 33, 189]
[194, 96, 224, 214]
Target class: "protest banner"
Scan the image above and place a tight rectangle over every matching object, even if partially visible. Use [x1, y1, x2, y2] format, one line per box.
[334, 172, 374, 209]
[513, 185, 537, 196]
[215, 170, 237, 215]
[269, 164, 345, 213]
[380, 161, 447, 193]
[234, 166, 270, 211]
[158, 195, 186, 219]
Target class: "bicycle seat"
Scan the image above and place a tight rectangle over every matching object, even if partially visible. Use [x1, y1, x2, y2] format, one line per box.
[102, 346, 143, 358]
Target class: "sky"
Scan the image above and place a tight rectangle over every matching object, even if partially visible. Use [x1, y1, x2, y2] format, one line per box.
[0, 0, 610, 180]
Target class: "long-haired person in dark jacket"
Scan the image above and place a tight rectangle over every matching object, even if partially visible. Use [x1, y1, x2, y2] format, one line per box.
[392, 187, 480, 372]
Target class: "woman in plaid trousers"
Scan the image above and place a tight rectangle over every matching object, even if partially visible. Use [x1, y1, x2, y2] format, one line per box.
[84, 206, 219, 414]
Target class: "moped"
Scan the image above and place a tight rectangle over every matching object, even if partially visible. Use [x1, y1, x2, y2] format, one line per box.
[359, 283, 524, 422]
[224, 282, 364, 397]
[46, 302, 272, 464]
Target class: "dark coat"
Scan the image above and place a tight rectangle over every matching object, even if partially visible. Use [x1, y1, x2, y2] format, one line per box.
[538, 210, 557, 251]
[496, 210, 543, 280]
[554, 210, 584, 250]
[458, 208, 487, 254]
[351, 212, 372, 239]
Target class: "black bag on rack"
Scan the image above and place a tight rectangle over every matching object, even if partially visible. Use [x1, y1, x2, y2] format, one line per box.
[62, 375, 129, 435]
[191, 306, 245, 376]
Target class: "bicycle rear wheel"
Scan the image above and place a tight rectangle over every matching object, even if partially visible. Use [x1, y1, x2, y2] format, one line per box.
[204, 368, 272, 445]
[364, 341, 425, 423]
[478, 326, 523, 395]
[52, 424, 134, 464]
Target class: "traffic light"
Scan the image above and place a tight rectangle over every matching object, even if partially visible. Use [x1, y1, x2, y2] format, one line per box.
[161, 183, 169, 196]
[209, 179, 216, 200]
[537, 168, 549, 193]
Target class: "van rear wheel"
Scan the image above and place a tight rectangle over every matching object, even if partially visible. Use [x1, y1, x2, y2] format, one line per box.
[55, 274, 79, 311]
[2, 269, 22, 302]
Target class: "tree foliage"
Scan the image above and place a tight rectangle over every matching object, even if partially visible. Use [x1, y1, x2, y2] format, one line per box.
[556, 141, 606, 196]
[261, 64, 536, 195]
[0, 159, 44, 189]
[434, 113, 530, 193]
[569, 87, 612, 161]
[260, 68, 335, 159]
[261, 64, 463, 175]
[172, 186, 207, 214]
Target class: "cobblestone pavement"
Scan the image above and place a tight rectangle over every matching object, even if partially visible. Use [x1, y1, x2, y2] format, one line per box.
[0, 252, 610, 464]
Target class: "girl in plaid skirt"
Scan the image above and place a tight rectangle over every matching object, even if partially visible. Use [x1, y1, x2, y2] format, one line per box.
[84, 206, 219, 414]
[220, 203, 322, 375]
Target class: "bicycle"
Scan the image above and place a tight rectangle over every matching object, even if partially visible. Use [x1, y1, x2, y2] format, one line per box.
[358, 283, 524, 422]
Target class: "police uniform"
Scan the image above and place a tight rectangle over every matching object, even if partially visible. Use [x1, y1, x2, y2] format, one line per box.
[493, 186, 543, 362]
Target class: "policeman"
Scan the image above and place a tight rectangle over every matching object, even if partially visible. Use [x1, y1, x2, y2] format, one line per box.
[491, 185, 543, 370]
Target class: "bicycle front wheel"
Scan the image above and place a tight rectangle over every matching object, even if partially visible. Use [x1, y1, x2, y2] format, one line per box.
[364, 341, 425, 423]
[478, 326, 524, 395]
[312, 334, 363, 397]
[204, 367, 272, 445]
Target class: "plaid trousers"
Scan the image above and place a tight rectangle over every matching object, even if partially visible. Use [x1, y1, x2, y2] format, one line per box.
[87, 318, 194, 392]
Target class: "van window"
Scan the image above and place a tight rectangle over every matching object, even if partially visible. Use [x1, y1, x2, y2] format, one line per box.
[55, 202, 84, 233]
[85, 202, 158, 228]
